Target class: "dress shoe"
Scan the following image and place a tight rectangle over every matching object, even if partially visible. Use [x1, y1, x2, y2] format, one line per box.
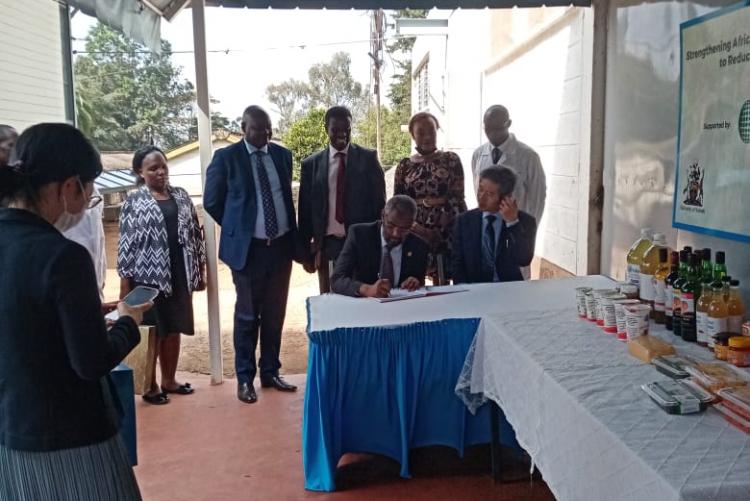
[237, 383, 257, 404]
[260, 375, 297, 392]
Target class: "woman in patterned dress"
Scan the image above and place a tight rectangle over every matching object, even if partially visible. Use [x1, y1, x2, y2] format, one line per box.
[118, 146, 206, 405]
[394, 112, 467, 282]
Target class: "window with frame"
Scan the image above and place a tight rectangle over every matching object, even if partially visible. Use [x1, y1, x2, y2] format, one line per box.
[415, 59, 429, 111]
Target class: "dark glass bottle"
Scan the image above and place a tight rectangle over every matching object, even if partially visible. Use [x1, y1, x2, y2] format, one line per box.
[701, 248, 713, 282]
[681, 253, 701, 342]
[665, 251, 680, 331]
[714, 251, 727, 281]
[672, 250, 689, 337]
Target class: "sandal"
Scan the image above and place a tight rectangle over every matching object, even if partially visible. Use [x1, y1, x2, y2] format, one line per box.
[161, 382, 194, 395]
[142, 392, 170, 405]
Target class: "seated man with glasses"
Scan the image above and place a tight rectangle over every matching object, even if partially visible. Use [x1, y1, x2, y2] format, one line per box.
[331, 195, 429, 298]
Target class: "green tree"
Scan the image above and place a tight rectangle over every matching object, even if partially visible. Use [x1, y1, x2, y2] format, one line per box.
[355, 106, 410, 168]
[74, 23, 195, 151]
[386, 10, 427, 118]
[282, 108, 328, 181]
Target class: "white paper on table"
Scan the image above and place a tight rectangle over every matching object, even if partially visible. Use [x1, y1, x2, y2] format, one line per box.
[371, 285, 469, 303]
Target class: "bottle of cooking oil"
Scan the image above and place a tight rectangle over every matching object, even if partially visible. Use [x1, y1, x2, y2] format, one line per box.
[639, 232, 667, 315]
[706, 282, 729, 349]
[665, 251, 680, 331]
[653, 247, 670, 324]
[626, 228, 652, 289]
[727, 280, 746, 334]
[696, 279, 713, 346]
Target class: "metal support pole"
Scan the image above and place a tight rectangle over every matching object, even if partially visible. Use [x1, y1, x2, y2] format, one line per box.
[191, 0, 223, 385]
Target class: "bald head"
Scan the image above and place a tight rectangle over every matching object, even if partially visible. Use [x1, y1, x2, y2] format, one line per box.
[241, 105, 272, 149]
[483, 105, 511, 147]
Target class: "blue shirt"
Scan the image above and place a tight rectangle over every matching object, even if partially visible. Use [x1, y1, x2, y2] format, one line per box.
[244, 140, 290, 239]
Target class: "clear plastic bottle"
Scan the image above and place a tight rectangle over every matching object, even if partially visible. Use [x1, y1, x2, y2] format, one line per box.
[653, 247, 670, 324]
[706, 283, 729, 349]
[696, 280, 713, 346]
[722, 276, 732, 302]
[639, 232, 667, 315]
[626, 228, 652, 289]
[727, 280, 746, 334]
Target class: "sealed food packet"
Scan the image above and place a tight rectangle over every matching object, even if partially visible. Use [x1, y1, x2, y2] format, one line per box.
[684, 363, 749, 392]
[628, 335, 675, 363]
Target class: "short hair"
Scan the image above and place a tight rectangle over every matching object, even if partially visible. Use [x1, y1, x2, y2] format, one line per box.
[0, 124, 17, 142]
[483, 105, 509, 122]
[324, 106, 352, 127]
[132, 145, 166, 185]
[384, 194, 417, 219]
[242, 105, 270, 124]
[479, 166, 517, 196]
[408, 112, 440, 135]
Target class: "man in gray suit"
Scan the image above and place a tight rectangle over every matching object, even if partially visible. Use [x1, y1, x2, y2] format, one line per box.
[298, 106, 386, 293]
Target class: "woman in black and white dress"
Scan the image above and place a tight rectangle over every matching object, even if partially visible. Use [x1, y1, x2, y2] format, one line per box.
[118, 146, 206, 405]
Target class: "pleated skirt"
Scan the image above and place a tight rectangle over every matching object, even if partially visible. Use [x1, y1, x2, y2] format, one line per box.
[0, 434, 141, 501]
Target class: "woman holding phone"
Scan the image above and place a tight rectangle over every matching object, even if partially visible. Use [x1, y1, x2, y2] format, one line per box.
[118, 146, 206, 405]
[0, 123, 150, 499]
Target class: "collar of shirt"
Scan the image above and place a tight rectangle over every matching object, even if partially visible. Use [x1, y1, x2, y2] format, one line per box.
[329, 143, 350, 163]
[380, 230, 403, 252]
[244, 139, 269, 156]
[487, 133, 516, 156]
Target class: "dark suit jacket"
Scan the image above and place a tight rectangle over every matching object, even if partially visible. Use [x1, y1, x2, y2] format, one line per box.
[452, 209, 537, 284]
[331, 221, 429, 297]
[203, 140, 298, 270]
[298, 143, 385, 263]
[0, 208, 140, 452]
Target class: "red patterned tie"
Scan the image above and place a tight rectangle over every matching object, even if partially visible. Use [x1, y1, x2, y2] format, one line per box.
[335, 152, 346, 224]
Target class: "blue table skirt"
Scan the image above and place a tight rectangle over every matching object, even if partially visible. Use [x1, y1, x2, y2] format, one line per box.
[302, 317, 518, 492]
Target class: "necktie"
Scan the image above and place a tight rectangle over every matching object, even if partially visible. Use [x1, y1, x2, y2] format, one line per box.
[492, 146, 502, 165]
[380, 244, 395, 284]
[335, 152, 346, 224]
[483, 214, 497, 280]
[254, 151, 278, 239]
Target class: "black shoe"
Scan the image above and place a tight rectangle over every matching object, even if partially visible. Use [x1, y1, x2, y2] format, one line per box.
[237, 383, 257, 404]
[260, 375, 297, 392]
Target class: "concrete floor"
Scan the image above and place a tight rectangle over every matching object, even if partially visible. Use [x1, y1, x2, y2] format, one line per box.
[133, 373, 556, 501]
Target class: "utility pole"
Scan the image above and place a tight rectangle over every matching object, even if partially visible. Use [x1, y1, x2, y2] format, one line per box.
[370, 9, 384, 160]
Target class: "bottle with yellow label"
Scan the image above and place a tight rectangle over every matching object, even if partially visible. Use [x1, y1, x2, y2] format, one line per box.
[626, 228, 652, 289]
[706, 283, 729, 349]
[727, 280, 746, 334]
[696, 280, 713, 346]
[639, 232, 667, 316]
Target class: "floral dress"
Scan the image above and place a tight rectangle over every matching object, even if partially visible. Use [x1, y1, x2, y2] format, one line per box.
[394, 150, 467, 280]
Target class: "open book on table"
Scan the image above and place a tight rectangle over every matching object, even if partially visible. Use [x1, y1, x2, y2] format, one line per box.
[372, 284, 469, 303]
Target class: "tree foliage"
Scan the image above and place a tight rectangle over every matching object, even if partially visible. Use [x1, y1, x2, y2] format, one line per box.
[282, 108, 328, 181]
[354, 106, 410, 168]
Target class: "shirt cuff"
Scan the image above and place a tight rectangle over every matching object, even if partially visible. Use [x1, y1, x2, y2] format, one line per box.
[506, 219, 519, 227]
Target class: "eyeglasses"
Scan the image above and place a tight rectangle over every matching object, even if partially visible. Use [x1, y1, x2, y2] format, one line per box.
[77, 178, 102, 209]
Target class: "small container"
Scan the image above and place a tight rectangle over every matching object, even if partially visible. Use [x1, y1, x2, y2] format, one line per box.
[652, 355, 692, 379]
[576, 287, 592, 318]
[619, 284, 639, 300]
[743, 320, 750, 337]
[625, 303, 651, 340]
[615, 299, 641, 341]
[684, 363, 749, 392]
[714, 333, 732, 361]
[727, 336, 750, 368]
[601, 293, 626, 333]
[641, 380, 713, 414]
[592, 289, 618, 326]
[585, 293, 597, 322]
[717, 387, 750, 421]
[713, 403, 750, 433]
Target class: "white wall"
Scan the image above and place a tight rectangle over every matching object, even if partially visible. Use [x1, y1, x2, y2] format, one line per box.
[482, 8, 593, 275]
[0, 0, 66, 130]
[602, 0, 750, 304]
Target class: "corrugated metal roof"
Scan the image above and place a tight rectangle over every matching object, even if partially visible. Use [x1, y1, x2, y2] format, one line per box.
[206, 0, 591, 8]
[95, 169, 138, 195]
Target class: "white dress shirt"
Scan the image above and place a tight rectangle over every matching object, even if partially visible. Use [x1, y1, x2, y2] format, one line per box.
[380, 230, 403, 286]
[244, 140, 290, 239]
[63, 186, 106, 300]
[326, 144, 349, 238]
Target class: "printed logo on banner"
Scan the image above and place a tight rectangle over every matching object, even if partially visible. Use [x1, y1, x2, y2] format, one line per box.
[682, 161, 705, 207]
[740, 99, 750, 144]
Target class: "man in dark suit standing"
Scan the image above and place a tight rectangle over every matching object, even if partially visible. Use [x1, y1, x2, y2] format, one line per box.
[452, 166, 537, 284]
[298, 106, 386, 293]
[204, 105, 298, 404]
[331, 195, 429, 298]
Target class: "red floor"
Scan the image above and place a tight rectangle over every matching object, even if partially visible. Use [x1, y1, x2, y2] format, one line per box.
[134, 373, 556, 500]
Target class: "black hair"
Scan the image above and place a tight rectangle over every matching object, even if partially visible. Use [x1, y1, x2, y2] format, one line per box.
[324, 106, 352, 128]
[0, 123, 101, 205]
[384, 194, 418, 219]
[132, 145, 166, 185]
[479, 166, 517, 196]
[408, 112, 440, 135]
[242, 105, 271, 124]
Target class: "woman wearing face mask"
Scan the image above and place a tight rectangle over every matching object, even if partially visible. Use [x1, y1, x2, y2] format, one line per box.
[394, 112, 467, 283]
[0, 123, 150, 499]
[118, 146, 206, 405]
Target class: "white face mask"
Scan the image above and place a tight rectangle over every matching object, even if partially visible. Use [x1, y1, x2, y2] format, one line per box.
[54, 194, 85, 232]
